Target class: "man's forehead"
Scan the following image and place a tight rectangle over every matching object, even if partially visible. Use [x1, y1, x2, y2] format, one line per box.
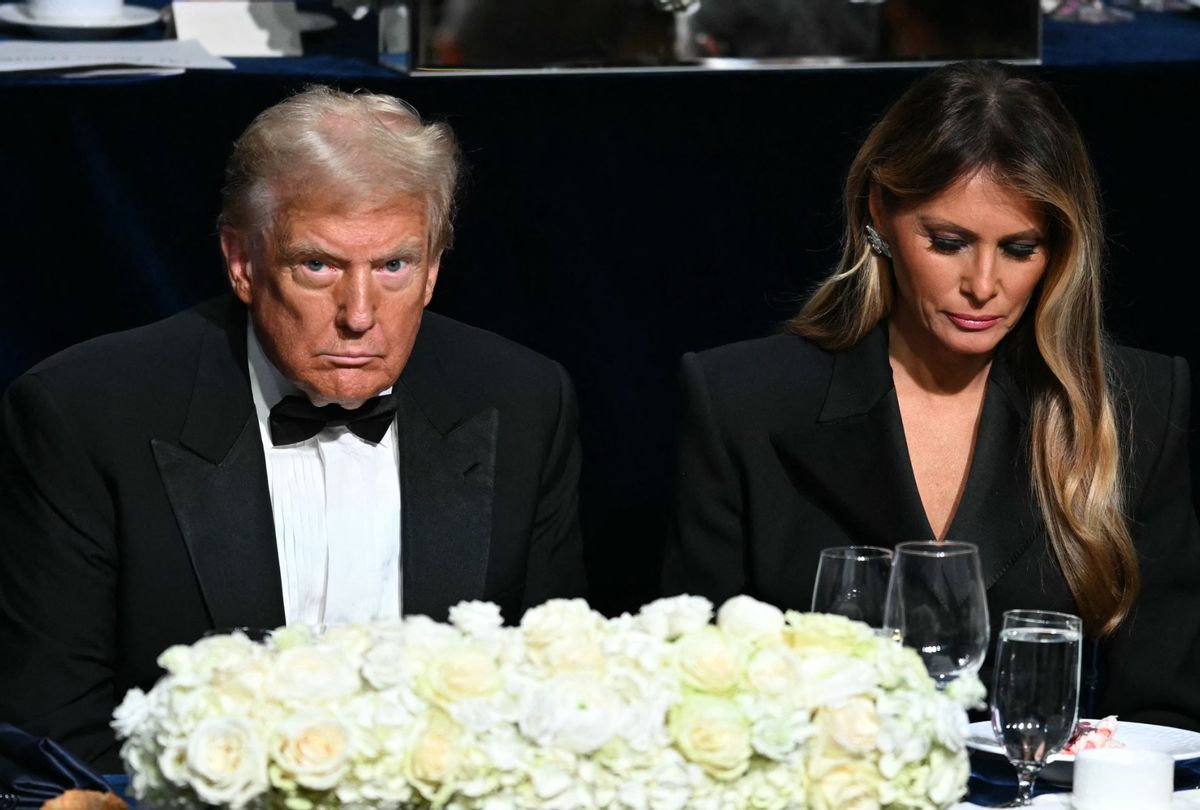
[270, 196, 430, 250]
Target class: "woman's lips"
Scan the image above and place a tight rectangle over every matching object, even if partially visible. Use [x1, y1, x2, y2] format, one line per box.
[946, 313, 1002, 331]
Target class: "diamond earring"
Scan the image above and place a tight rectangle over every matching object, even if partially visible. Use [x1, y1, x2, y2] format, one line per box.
[865, 224, 892, 259]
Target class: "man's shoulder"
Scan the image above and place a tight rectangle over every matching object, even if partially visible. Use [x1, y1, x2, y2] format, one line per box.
[15, 297, 235, 400]
[419, 311, 566, 384]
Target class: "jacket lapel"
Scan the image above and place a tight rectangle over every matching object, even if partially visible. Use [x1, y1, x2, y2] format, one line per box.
[151, 301, 284, 631]
[396, 321, 497, 621]
[770, 325, 932, 546]
[943, 345, 1039, 590]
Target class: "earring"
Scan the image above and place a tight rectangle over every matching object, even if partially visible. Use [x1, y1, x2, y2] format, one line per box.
[865, 224, 892, 259]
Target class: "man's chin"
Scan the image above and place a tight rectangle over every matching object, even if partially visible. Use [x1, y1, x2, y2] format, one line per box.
[295, 374, 395, 410]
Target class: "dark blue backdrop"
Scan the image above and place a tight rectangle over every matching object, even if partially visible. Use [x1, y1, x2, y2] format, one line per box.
[2, 11, 1199, 616]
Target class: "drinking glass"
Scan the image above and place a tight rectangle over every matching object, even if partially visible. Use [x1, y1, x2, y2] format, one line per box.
[882, 541, 989, 687]
[811, 545, 893, 628]
[990, 609, 1083, 807]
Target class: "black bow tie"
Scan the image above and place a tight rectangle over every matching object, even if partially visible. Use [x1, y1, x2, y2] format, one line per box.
[268, 393, 398, 446]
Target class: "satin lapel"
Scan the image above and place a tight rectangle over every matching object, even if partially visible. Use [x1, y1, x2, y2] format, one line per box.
[151, 301, 284, 631]
[397, 324, 496, 621]
[943, 348, 1038, 590]
[770, 327, 932, 546]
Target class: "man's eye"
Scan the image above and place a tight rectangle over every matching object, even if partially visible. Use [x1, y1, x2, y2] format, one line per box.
[930, 236, 966, 254]
[302, 259, 329, 272]
[383, 259, 411, 273]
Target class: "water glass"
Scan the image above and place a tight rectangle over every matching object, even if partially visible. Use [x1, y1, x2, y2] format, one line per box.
[811, 545, 893, 628]
[991, 609, 1083, 807]
[883, 540, 989, 687]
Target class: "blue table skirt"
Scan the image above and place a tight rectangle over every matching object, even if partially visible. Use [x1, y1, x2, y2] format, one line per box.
[101, 756, 1200, 808]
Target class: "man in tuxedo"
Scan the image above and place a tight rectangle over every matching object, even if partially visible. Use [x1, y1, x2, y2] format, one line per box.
[0, 87, 586, 771]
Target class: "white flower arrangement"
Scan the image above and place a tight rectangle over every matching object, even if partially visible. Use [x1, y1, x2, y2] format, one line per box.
[113, 595, 982, 810]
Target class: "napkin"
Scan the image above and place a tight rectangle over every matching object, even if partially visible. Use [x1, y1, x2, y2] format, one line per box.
[0, 725, 113, 810]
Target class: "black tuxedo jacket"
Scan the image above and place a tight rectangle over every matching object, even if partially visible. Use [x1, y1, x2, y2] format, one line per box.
[664, 325, 1200, 729]
[0, 297, 586, 771]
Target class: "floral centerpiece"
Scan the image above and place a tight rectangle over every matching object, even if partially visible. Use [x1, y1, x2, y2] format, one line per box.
[113, 595, 983, 809]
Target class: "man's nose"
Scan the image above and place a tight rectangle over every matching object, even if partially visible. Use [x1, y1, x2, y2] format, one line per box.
[335, 268, 377, 334]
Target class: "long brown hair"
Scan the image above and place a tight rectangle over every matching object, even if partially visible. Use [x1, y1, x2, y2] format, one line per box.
[791, 60, 1136, 635]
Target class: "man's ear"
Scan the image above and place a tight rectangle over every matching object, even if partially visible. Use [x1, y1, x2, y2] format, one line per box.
[423, 252, 441, 307]
[221, 227, 255, 305]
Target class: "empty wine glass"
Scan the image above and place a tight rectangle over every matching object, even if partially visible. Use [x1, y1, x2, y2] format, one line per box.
[811, 545, 893, 628]
[990, 609, 1083, 807]
[883, 540, 989, 688]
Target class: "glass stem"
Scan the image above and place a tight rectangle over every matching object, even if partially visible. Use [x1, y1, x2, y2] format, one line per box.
[1014, 763, 1040, 805]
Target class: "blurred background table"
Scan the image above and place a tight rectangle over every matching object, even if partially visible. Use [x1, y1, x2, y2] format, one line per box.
[2, 4, 1199, 616]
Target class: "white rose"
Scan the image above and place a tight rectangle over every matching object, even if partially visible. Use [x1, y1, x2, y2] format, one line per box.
[745, 647, 799, 696]
[404, 712, 463, 802]
[521, 599, 603, 650]
[266, 645, 360, 703]
[542, 636, 608, 676]
[637, 595, 714, 640]
[362, 639, 410, 689]
[824, 697, 880, 755]
[421, 643, 502, 704]
[183, 716, 268, 808]
[751, 713, 802, 761]
[319, 623, 373, 657]
[517, 674, 621, 754]
[270, 713, 352, 791]
[449, 600, 505, 638]
[944, 673, 988, 711]
[794, 655, 876, 708]
[668, 695, 752, 781]
[674, 627, 746, 694]
[716, 596, 784, 644]
[806, 745, 882, 810]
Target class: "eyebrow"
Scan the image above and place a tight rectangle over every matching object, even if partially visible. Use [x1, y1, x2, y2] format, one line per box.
[277, 240, 425, 266]
[917, 217, 1044, 242]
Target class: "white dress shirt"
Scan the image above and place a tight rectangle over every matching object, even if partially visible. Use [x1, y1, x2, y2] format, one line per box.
[247, 326, 402, 627]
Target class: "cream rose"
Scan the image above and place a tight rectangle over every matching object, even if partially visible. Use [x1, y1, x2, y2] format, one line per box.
[404, 713, 462, 802]
[669, 695, 752, 780]
[674, 627, 746, 694]
[521, 598, 602, 651]
[448, 600, 505, 639]
[183, 716, 268, 808]
[270, 714, 351, 791]
[807, 749, 882, 810]
[422, 643, 502, 704]
[824, 697, 880, 755]
[746, 646, 799, 696]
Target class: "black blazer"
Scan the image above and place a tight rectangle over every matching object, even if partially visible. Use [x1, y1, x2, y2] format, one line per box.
[0, 296, 586, 771]
[663, 324, 1200, 729]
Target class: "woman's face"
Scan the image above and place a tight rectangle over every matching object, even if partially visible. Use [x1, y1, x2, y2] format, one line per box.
[871, 170, 1049, 368]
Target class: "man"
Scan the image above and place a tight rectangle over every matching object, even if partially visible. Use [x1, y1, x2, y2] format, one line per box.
[0, 87, 586, 771]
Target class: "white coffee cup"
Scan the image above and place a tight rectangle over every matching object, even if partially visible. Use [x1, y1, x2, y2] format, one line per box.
[26, 0, 124, 21]
[1072, 748, 1175, 810]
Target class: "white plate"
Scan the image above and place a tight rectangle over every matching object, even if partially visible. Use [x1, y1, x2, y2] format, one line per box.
[967, 720, 1200, 762]
[0, 2, 161, 30]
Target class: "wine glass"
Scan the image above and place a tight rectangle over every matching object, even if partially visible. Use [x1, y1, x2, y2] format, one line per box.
[990, 609, 1083, 807]
[811, 545, 893, 628]
[882, 541, 989, 688]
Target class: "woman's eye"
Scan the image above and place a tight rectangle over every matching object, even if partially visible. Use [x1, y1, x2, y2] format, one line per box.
[930, 236, 966, 254]
[302, 259, 329, 273]
[1003, 242, 1039, 260]
[383, 258, 411, 273]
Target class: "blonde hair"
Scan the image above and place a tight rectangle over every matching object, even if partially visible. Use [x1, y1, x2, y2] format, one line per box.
[219, 85, 462, 257]
[791, 61, 1136, 635]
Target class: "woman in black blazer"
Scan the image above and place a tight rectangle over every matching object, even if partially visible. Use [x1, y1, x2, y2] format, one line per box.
[663, 60, 1200, 730]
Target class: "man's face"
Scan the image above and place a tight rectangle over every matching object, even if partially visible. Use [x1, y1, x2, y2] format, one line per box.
[223, 197, 439, 408]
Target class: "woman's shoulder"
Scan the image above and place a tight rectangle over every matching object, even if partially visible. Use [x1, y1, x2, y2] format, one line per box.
[687, 330, 833, 380]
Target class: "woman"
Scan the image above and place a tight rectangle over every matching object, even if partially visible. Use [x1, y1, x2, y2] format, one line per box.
[662, 60, 1200, 729]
